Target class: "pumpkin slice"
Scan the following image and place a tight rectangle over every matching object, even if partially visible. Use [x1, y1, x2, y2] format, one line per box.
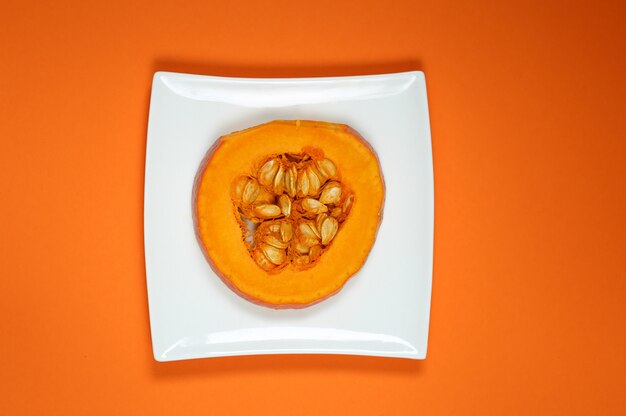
[193, 120, 384, 308]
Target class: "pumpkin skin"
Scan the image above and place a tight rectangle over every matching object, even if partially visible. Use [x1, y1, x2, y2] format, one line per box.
[193, 120, 385, 308]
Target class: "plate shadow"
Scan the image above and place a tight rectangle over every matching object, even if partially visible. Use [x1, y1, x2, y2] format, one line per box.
[149, 353, 425, 380]
[151, 58, 424, 78]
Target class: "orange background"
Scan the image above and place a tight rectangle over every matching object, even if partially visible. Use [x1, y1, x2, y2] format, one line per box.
[1, 0, 625, 414]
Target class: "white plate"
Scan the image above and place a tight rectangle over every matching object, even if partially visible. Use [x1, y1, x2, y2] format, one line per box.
[145, 71, 434, 361]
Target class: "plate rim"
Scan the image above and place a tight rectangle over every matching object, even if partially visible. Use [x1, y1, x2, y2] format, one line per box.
[144, 70, 433, 362]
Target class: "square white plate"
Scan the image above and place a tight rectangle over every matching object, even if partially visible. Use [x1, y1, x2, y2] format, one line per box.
[145, 71, 434, 361]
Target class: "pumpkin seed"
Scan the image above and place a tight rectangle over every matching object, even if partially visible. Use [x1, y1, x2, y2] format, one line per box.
[273, 165, 285, 194]
[320, 217, 338, 245]
[299, 236, 319, 248]
[295, 242, 311, 254]
[268, 223, 281, 233]
[232, 176, 248, 201]
[302, 198, 328, 214]
[310, 163, 327, 182]
[306, 166, 322, 195]
[263, 235, 289, 249]
[309, 245, 322, 261]
[319, 181, 342, 205]
[315, 213, 328, 233]
[261, 244, 286, 265]
[296, 169, 310, 197]
[278, 194, 291, 217]
[242, 178, 260, 205]
[316, 158, 337, 179]
[299, 222, 321, 240]
[254, 204, 281, 218]
[253, 249, 275, 270]
[255, 188, 275, 204]
[285, 165, 297, 198]
[258, 159, 279, 186]
[280, 221, 293, 242]
[342, 193, 353, 214]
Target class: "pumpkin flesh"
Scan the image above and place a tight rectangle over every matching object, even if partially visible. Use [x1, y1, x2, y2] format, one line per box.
[194, 120, 384, 308]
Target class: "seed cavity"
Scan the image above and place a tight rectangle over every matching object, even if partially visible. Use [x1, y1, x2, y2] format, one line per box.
[232, 151, 353, 271]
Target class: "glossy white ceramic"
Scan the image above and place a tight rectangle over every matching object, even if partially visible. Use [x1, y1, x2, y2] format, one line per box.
[145, 71, 433, 361]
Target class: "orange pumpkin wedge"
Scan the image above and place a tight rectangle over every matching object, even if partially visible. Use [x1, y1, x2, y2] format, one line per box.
[193, 120, 385, 308]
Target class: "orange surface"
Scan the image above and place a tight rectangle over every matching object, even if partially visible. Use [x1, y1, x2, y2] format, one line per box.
[1, 0, 625, 414]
